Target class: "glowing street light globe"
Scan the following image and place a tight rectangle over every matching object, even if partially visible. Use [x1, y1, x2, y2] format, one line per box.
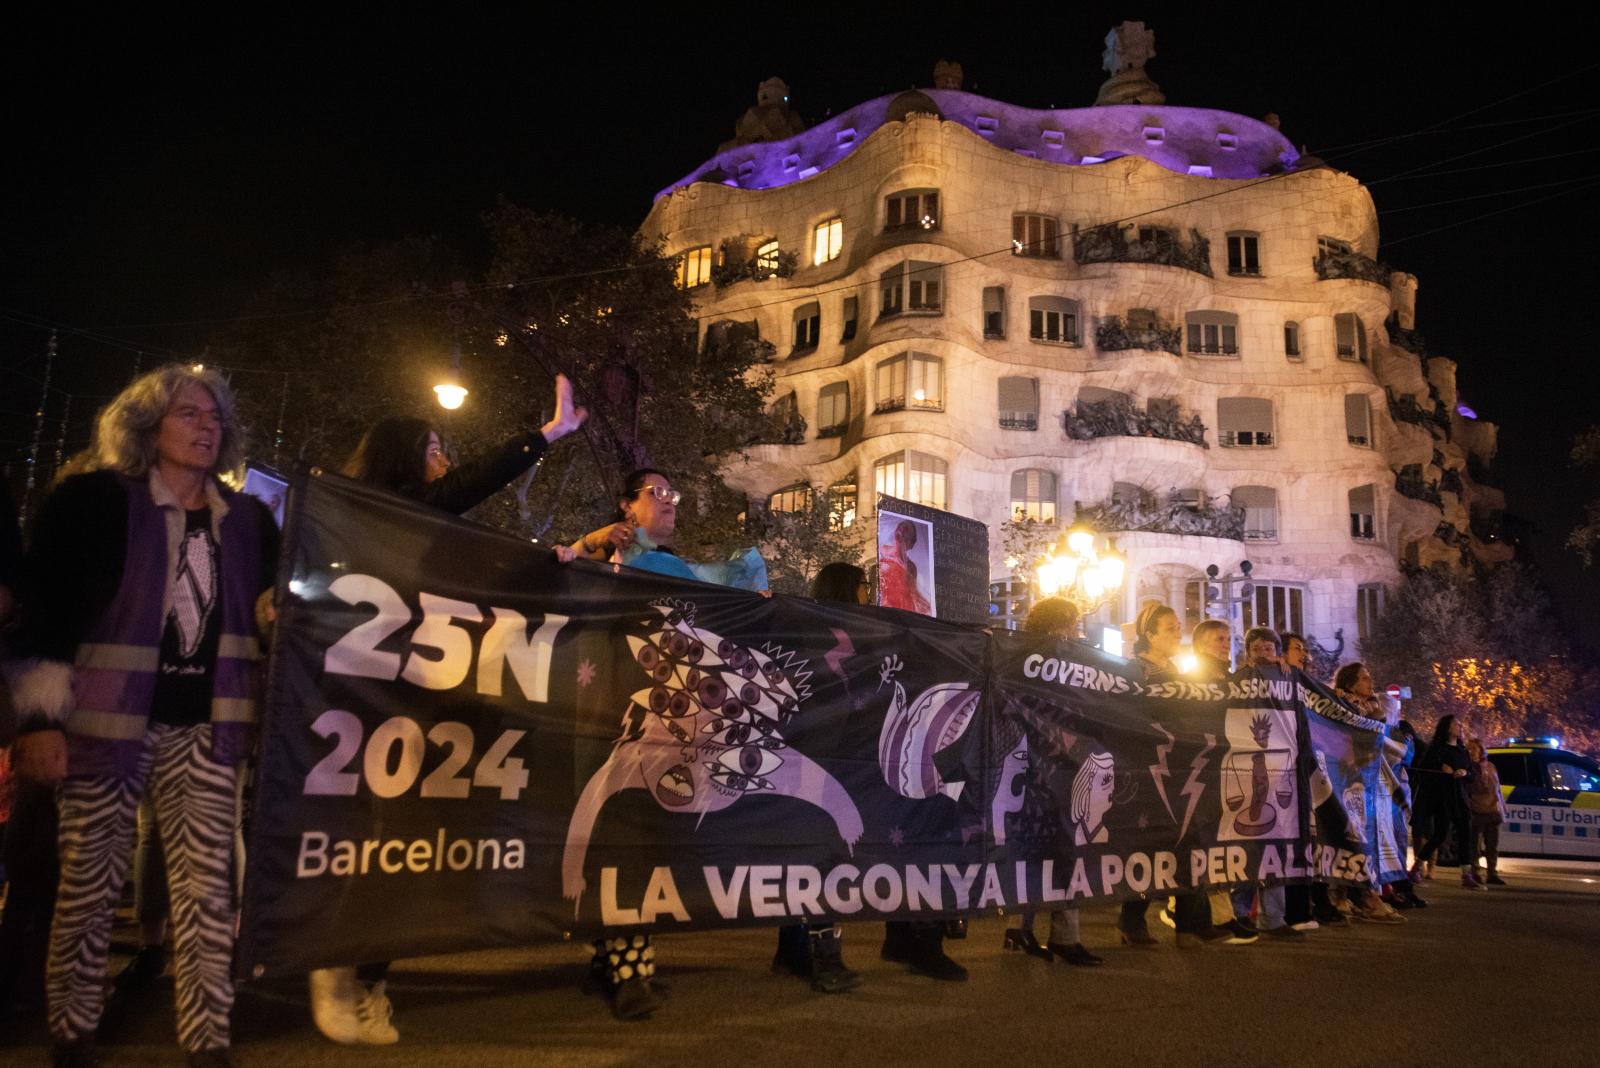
[1066, 526, 1095, 556]
[433, 382, 468, 410]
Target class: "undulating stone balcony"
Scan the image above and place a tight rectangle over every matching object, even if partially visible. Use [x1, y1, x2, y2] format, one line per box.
[1314, 247, 1392, 285]
[1077, 494, 1244, 540]
[1062, 397, 1208, 447]
[1095, 315, 1183, 356]
[1073, 223, 1213, 277]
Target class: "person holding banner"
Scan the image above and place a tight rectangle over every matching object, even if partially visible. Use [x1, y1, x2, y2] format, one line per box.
[572, 470, 768, 592]
[1228, 629, 1304, 942]
[771, 561, 868, 993]
[308, 373, 588, 1044]
[1002, 598, 1103, 967]
[8, 365, 277, 1068]
[1332, 664, 1409, 922]
[1117, 605, 1232, 948]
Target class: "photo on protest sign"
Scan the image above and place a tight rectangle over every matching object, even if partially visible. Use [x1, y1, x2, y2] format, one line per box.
[242, 463, 289, 527]
[876, 509, 936, 617]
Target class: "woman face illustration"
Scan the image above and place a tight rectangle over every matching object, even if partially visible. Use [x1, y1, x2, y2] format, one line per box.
[1086, 765, 1114, 830]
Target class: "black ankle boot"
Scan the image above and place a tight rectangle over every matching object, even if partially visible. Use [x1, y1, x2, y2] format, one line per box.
[809, 927, 862, 993]
[906, 924, 967, 982]
[772, 923, 812, 979]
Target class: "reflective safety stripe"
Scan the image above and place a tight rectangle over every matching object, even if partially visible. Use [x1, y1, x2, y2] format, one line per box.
[75, 643, 159, 672]
[218, 634, 261, 660]
[66, 708, 149, 740]
[211, 698, 257, 723]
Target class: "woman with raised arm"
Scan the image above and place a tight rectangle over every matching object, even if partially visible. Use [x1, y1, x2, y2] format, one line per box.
[308, 374, 586, 1047]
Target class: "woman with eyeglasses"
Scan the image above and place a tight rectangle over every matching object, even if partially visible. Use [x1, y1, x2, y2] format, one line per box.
[568, 470, 768, 1019]
[572, 470, 768, 592]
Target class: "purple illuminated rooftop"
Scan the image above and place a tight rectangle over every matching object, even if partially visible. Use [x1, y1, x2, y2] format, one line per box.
[655, 89, 1302, 201]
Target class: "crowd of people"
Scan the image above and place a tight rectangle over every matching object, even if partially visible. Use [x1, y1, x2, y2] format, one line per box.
[0, 365, 1513, 1064]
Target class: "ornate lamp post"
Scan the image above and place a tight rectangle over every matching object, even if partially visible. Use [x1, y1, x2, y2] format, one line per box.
[1035, 523, 1126, 616]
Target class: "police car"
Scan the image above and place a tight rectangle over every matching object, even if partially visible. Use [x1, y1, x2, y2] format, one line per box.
[1488, 738, 1600, 860]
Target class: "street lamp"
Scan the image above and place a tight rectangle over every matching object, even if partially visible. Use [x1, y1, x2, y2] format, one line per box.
[1036, 523, 1126, 616]
[433, 380, 468, 410]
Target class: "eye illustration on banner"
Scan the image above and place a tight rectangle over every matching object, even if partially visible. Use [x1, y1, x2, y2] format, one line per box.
[1217, 708, 1300, 841]
[1071, 752, 1115, 845]
[561, 602, 864, 915]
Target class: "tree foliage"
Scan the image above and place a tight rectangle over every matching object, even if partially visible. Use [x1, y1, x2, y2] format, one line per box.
[1363, 564, 1599, 750]
[752, 490, 869, 597]
[1570, 426, 1600, 566]
[211, 206, 778, 557]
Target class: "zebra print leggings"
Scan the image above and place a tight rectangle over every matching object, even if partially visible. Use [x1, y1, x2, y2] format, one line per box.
[49, 723, 239, 1053]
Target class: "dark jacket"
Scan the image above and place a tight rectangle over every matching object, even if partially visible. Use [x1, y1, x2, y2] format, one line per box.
[399, 431, 548, 516]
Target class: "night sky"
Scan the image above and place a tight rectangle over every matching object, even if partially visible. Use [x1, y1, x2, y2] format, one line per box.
[4, 10, 1598, 643]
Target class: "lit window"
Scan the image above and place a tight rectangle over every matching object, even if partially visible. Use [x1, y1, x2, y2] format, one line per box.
[827, 475, 857, 529]
[1334, 313, 1369, 363]
[1226, 232, 1260, 276]
[1345, 394, 1372, 447]
[674, 245, 712, 289]
[768, 484, 814, 513]
[880, 261, 943, 317]
[875, 450, 947, 510]
[1218, 397, 1275, 448]
[792, 302, 821, 352]
[814, 217, 843, 265]
[1010, 468, 1058, 522]
[1012, 214, 1059, 257]
[1186, 310, 1239, 356]
[1028, 296, 1081, 344]
[1241, 581, 1304, 635]
[1232, 485, 1279, 541]
[1349, 484, 1376, 541]
[1284, 321, 1302, 359]
[874, 352, 942, 412]
[755, 239, 781, 274]
[885, 189, 940, 232]
[816, 381, 849, 437]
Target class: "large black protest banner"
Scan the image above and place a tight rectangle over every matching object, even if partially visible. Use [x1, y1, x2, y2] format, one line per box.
[1297, 676, 1411, 886]
[987, 639, 1314, 905]
[238, 469, 1378, 978]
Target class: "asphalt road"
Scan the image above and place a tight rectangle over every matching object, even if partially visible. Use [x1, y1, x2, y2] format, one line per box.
[6, 858, 1599, 1068]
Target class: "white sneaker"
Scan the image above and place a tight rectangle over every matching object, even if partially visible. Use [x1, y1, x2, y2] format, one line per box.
[355, 980, 400, 1045]
[309, 967, 362, 1044]
[1290, 919, 1320, 931]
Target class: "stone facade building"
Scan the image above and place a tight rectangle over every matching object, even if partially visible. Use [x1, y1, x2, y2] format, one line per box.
[637, 27, 1507, 656]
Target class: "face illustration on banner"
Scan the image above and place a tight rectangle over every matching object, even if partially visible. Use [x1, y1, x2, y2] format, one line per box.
[562, 603, 864, 914]
[1341, 782, 1368, 843]
[877, 655, 980, 802]
[1217, 708, 1300, 841]
[1071, 752, 1115, 845]
[877, 512, 936, 617]
[990, 733, 1029, 846]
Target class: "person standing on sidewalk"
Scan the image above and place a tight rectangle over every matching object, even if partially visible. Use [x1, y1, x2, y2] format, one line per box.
[1466, 737, 1508, 887]
[9, 365, 278, 1068]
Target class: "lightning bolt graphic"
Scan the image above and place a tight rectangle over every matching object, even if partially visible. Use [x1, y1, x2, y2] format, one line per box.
[824, 627, 855, 679]
[1176, 733, 1217, 843]
[1148, 724, 1178, 823]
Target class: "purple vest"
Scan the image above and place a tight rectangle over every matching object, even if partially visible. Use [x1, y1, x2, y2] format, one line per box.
[67, 473, 264, 777]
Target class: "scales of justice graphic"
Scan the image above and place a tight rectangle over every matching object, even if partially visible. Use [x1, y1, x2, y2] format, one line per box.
[1220, 712, 1296, 839]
